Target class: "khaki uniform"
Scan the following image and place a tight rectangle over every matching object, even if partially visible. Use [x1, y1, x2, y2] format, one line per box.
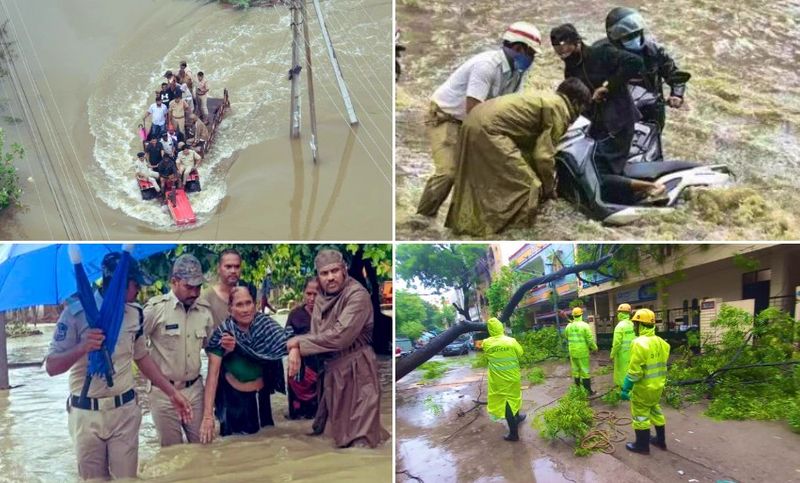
[197, 286, 229, 328]
[47, 294, 147, 480]
[177, 149, 202, 185]
[445, 91, 581, 236]
[169, 98, 187, 134]
[195, 78, 209, 119]
[143, 291, 214, 446]
[193, 119, 210, 144]
[416, 102, 462, 217]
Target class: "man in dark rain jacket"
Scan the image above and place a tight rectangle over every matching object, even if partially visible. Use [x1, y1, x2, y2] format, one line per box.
[550, 23, 665, 205]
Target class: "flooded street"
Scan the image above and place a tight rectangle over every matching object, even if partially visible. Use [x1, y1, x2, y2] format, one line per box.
[396, 0, 800, 240]
[0, 316, 392, 482]
[0, 0, 391, 240]
[396, 352, 800, 482]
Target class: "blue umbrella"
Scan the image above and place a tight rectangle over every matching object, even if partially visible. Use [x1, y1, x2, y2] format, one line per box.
[0, 243, 175, 312]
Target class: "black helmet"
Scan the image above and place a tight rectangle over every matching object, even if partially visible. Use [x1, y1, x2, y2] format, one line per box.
[606, 7, 645, 42]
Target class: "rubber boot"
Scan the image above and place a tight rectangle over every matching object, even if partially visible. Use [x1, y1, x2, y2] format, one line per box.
[625, 429, 651, 454]
[504, 403, 519, 441]
[582, 378, 596, 396]
[574, 377, 581, 386]
[650, 425, 667, 450]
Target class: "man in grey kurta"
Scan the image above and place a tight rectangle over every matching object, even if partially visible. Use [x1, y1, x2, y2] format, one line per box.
[287, 249, 389, 448]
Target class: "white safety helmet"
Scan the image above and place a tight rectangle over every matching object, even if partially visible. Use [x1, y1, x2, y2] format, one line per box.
[502, 22, 542, 54]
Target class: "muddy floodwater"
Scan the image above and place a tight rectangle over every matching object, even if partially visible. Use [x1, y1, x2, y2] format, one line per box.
[396, 353, 800, 482]
[0, 319, 392, 482]
[396, 0, 800, 240]
[0, 0, 392, 240]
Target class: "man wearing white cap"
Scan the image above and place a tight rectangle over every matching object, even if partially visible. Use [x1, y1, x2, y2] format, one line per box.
[415, 22, 542, 221]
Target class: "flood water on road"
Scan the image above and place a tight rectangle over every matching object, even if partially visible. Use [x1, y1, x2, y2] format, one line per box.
[396, 0, 800, 240]
[0, 0, 392, 240]
[0, 318, 392, 482]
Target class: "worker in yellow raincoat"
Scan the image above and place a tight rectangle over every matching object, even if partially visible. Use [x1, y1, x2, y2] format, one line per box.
[444, 78, 591, 236]
[483, 317, 525, 441]
[610, 303, 635, 388]
[621, 308, 670, 454]
[565, 307, 597, 394]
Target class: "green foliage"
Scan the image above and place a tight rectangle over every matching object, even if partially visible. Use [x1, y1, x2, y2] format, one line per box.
[600, 389, 621, 407]
[575, 244, 684, 284]
[665, 306, 799, 432]
[396, 290, 455, 339]
[418, 360, 449, 382]
[485, 265, 528, 333]
[596, 364, 612, 375]
[0, 128, 24, 211]
[517, 327, 568, 368]
[526, 367, 545, 385]
[423, 395, 443, 416]
[472, 353, 488, 368]
[568, 298, 584, 309]
[788, 400, 800, 434]
[534, 386, 594, 453]
[397, 320, 426, 341]
[732, 253, 761, 272]
[137, 244, 391, 305]
[396, 244, 488, 315]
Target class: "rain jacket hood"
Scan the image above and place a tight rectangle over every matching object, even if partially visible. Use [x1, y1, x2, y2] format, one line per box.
[611, 312, 635, 387]
[487, 317, 504, 337]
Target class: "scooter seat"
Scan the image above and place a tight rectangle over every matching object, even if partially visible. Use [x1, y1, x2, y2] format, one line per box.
[623, 160, 701, 181]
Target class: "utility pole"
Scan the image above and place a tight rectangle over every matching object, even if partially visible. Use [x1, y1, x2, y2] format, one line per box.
[312, 0, 358, 125]
[289, 0, 302, 138]
[300, 0, 319, 162]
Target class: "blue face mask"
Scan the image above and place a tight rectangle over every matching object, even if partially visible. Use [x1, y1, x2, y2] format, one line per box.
[622, 35, 644, 51]
[513, 52, 534, 72]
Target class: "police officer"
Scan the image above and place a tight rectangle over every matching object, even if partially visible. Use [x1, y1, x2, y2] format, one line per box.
[602, 7, 688, 131]
[564, 306, 598, 394]
[610, 303, 635, 389]
[621, 308, 671, 454]
[143, 254, 214, 446]
[45, 253, 192, 480]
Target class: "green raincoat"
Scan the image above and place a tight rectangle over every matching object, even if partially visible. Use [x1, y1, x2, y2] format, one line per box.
[483, 317, 523, 420]
[565, 316, 597, 379]
[444, 91, 581, 236]
[626, 324, 670, 430]
[610, 312, 635, 387]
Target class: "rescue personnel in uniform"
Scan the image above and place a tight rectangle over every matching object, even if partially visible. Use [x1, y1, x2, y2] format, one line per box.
[143, 254, 214, 446]
[414, 22, 543, 222]
[610, 303, 635, 389]
[483, 317, 525, 441]
[564, 306, 598, 394]
[621, 308, 671, 454]
[45, 253, 192, 480]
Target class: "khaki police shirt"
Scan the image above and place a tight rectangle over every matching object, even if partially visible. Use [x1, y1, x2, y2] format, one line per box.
[197, 286, 229, 329]
[47, 293, 147, 398]
[169, 99, 187, 119]
[143, 290, 213, 382]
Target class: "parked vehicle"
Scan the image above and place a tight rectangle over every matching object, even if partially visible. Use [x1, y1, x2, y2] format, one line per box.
[441, 334, 471, 357]
[395, 337, 414, 358]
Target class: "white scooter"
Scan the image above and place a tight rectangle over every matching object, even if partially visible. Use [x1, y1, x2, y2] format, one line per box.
[554, 71, 734, 225]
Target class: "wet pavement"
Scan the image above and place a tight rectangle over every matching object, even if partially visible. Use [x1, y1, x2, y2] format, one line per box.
[396, 351, 800, 482]
[0, 316, 392, 482]
[396, 0, 800, 241]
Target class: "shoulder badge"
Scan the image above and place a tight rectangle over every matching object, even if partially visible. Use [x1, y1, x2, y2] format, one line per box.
[54, 321, 68, 341]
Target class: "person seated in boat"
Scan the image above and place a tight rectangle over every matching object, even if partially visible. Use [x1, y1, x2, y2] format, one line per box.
[187, 114, 209, 151]
[199, 286, 297, 444]
[155, 156, 179, 193]
[135, 151, 161, 192]
[160, 131, 176, 160]
[176, 142, 202, 187]
[167, 126, 184, 147]
[145, 136, 164, 167]
[145, 97, 169, 138]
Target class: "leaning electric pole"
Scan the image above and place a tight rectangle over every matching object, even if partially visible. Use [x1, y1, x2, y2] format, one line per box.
[287, 0, 358, 163]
